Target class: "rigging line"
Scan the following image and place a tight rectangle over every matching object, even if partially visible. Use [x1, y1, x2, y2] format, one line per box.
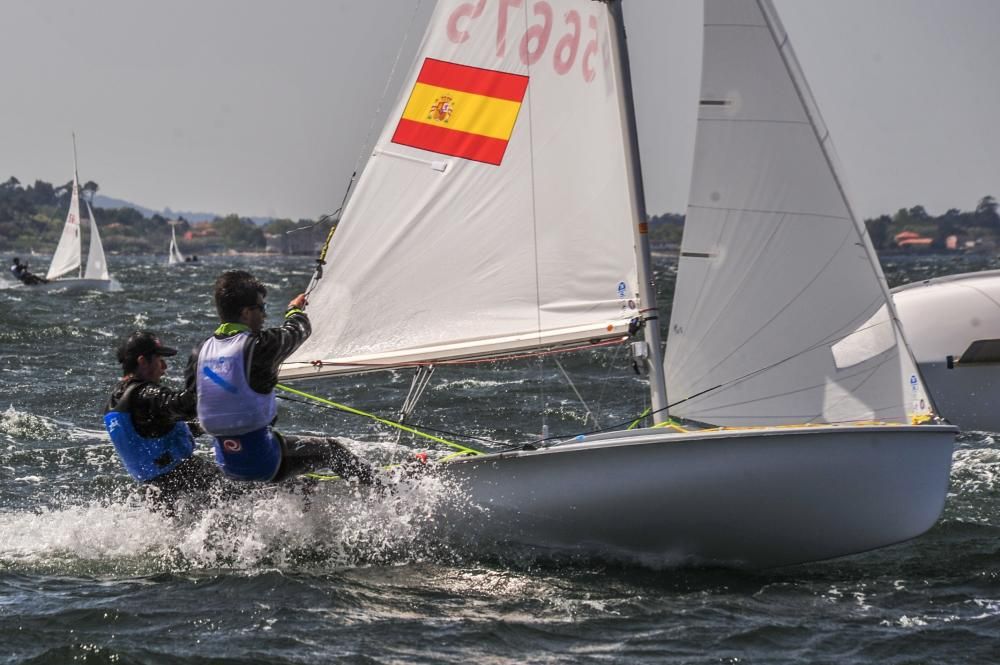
[589, 340, 626, 426]
[309, 0, 424, 293]
[275, 383, 485, 455]
[276, 387, 552, 455]
[284, 207, 341, 236]
[278, 378, 657, 454]
[399, 364, 435, 424]
[516, 0, 547, 434]
[552, 355, 597, 429]
[395, 365, 436, 447]
[354, 0, 425, 178]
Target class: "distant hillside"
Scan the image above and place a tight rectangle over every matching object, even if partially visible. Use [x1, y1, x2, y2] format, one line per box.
[92, 194, 273, 225]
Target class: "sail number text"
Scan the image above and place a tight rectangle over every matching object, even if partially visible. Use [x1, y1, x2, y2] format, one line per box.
[448, 0, 601, 81]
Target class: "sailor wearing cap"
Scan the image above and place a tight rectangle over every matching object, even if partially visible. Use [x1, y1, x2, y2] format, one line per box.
[104, 331, 222, 508]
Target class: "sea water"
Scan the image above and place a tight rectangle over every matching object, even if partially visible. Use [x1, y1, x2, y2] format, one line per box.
[1, 254, 998, 664]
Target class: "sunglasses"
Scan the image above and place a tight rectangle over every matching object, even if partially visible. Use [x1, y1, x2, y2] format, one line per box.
[247, 303, 267, 314]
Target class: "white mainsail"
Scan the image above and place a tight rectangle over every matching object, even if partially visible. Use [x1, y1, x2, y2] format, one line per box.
[664, 0, 932, 426]
[83, 199, 110, 281]
[282, 0, 640, 378]
[46, 178, 82, 280]
[168, 224, 185, 265]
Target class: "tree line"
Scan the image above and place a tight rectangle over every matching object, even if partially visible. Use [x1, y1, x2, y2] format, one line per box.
[1, 175, 996, 256]
[0, 176, 331, 255]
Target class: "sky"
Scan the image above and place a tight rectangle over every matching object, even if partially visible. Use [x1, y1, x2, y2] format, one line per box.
[1, 0, 998, 221]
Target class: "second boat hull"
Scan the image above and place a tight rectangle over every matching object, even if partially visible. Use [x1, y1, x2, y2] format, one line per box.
[35, 278, 121, 293]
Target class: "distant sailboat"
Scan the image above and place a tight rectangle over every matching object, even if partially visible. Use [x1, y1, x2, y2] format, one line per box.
[41, 136, 120, 292]
[277, 0, 955, 567]
[167, 222, 186, 265]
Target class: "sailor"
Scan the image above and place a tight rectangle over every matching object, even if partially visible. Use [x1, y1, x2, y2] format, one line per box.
[189, 270, 376, 484]
[104, 331, 224, 511]
[9, 257, 47, 285]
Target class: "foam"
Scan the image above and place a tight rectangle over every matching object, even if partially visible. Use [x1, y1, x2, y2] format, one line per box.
[0, 468, 469, 575]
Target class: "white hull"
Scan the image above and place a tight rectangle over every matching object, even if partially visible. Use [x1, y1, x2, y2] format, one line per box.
[437, 424, 956, 568]
[893, 270, 1000, 432]
[35, 277, 121, 293]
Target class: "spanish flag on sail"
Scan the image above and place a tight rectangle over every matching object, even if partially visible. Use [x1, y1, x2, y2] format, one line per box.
[391, 58, 529, 166]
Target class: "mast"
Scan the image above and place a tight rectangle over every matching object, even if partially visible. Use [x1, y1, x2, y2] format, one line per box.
[72, 132, 82, 278]
[607, 1, 669, 424]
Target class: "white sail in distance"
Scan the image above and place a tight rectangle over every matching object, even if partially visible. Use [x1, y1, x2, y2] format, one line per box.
[46, 178, 82, 280]
[282, 0, 640, 379]
[168, 225, 185, 265]
[83, 199, 110, 280]
[664, 0, 933, 426]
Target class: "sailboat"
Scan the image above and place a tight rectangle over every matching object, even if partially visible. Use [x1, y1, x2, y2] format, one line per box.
[167, 221, 187, 265]
[892, 270, 1000, 432]
[278, 0, 956, 567]
[41, 136, 120, 292]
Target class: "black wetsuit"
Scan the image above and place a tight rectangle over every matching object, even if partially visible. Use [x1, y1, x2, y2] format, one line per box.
[187, 309, 376, 484]
[10, 262, 46, 285]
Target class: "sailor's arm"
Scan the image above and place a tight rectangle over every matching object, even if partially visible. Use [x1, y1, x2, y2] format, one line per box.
[249, 294, 311, 387]
[134, 382, 197, 423]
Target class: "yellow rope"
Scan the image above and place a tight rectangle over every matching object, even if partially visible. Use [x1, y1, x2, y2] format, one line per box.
[276, 383, 485, 457]
[627, 408, 651, 430]
[651, 418, 689, 433]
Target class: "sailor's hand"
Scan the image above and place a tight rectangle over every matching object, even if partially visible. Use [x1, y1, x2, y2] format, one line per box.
[289, 293, 308, 311]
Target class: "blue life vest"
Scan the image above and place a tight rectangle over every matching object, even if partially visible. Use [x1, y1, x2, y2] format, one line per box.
[196, 333, 277, 437]
[211, 426, 282, 481]
[104, 386, 195, 482]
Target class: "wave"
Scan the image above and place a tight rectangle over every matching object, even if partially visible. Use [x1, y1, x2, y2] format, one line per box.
[0, 407, 105, 444]
[0, 468, 469, 576]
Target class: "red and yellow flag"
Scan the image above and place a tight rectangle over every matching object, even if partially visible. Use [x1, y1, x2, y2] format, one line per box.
[391, 58, 529, 166]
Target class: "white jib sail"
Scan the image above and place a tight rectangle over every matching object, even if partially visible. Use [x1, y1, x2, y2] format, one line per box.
[83, 199, 110, 281]
[46, 178, 83, 280]
[168, 226, 185, 264]
[282, 0, 640, 378]
[664, 0, 933, 426]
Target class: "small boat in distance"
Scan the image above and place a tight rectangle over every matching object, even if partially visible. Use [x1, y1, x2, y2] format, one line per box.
[40, 135, 120, 292]
[167, 221, 186, 265]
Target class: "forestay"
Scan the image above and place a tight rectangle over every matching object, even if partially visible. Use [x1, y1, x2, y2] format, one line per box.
[46, 178, 82, 281]
[664, 0, 932, 426]
[282, 0, 640, 379]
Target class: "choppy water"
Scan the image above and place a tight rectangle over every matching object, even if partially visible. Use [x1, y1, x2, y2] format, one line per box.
[1, 253, 998, 664]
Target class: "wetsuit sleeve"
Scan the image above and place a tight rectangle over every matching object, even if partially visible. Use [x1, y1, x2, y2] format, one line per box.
[127, 382, 199, 439]
[246, 309, 311, 394]
[184, 343, 201, 396]
[183, 342, 205, 435]
[134, 383, 197, 423]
